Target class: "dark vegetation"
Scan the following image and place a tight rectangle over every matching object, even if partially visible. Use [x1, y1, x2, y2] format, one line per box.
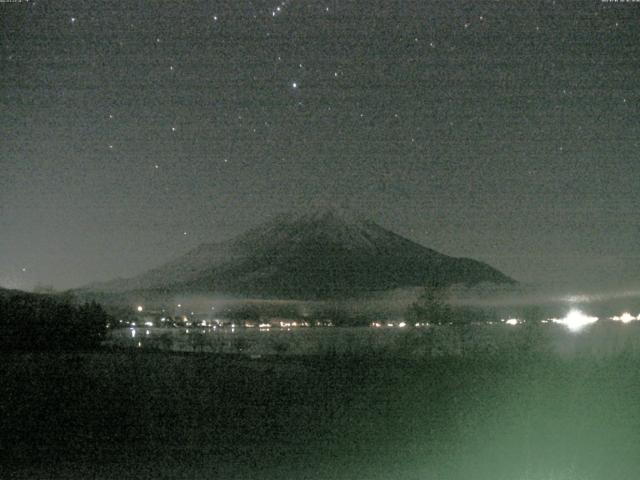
[0, 289, 113, 351]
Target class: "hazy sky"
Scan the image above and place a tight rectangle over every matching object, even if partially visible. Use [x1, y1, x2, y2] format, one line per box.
[1, 0, 639, 291]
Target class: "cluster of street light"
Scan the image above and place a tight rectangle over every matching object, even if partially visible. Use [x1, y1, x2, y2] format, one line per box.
[501, 309, 640, 333]
[131, 304, 640, 337]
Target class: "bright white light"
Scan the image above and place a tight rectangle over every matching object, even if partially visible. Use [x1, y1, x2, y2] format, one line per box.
[398, 322, 407, 328]
[552, 309, 598, 332]
[610, 312, 639, 324]
[504, 318, 519, 326]
[136, 305, 143, 312]
[292, 82, 298, 88]
[130, 329, 136, 338]
[144, 321, 153, 327]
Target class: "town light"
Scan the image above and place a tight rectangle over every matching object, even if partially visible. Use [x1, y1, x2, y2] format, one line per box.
[552, 309, 598, 332]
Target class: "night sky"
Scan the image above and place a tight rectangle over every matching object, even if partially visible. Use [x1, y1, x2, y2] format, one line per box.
[2, 0, 639, 291]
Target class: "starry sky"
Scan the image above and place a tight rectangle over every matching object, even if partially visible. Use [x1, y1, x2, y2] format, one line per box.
[1, 0, 639, 291]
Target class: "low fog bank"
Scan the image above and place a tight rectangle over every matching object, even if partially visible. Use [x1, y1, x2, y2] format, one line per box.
[80, 280, 640, 326]
[448, 282, 640, 321]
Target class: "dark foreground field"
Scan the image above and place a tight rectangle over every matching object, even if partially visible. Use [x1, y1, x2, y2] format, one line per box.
[2, 348, 640, 479]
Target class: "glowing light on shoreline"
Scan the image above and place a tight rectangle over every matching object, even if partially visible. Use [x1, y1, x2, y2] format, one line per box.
[610, 312, 640, 323]
[504, 318, 519, 326]
[551, 309, 598, 332]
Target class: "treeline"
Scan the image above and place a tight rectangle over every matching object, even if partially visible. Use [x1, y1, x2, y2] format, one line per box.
[0, 290, 113, 351]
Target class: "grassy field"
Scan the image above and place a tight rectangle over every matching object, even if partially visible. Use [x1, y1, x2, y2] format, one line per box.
[3, 325, 640, 479]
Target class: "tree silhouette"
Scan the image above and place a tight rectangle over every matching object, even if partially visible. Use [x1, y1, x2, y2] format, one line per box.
[406, 280, 453, 325]
[0, 291, 111, 351]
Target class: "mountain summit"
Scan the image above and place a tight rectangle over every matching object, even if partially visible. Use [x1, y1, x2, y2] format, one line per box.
[90, 209, 514, 298]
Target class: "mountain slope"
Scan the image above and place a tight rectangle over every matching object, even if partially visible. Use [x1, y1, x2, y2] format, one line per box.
[88, 209, 514, 298]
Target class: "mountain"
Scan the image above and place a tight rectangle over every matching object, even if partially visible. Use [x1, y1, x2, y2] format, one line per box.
[86, 209, 515, 299]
